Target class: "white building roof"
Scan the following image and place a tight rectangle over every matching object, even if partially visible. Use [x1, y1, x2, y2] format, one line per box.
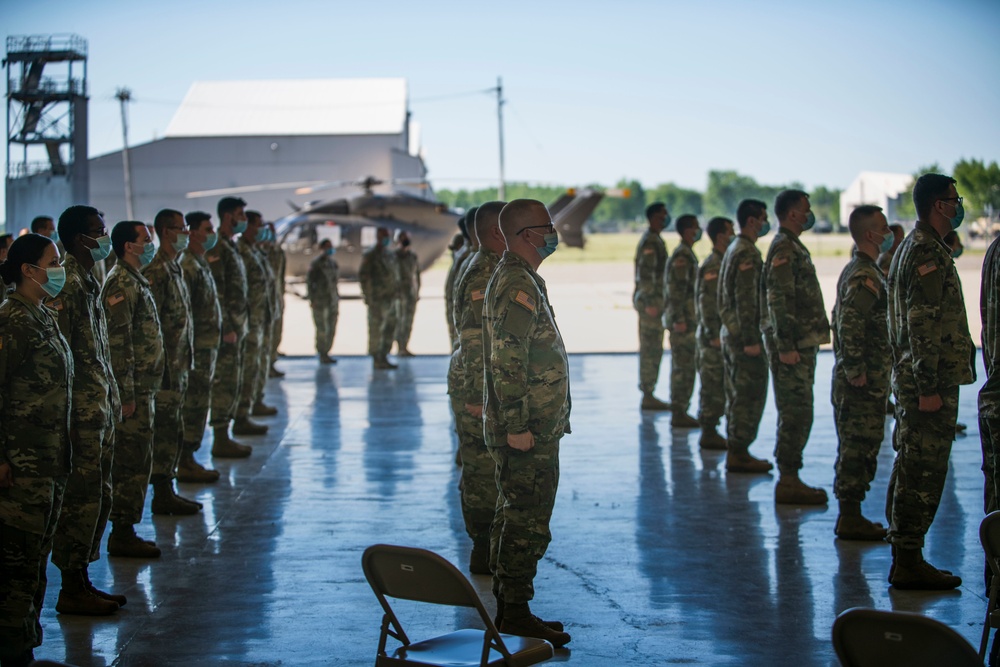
[164, 78, 408, 138]
[844, 171, 913, 198]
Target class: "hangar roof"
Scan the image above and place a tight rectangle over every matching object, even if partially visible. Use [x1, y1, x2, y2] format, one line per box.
[164, 78, 408, 138]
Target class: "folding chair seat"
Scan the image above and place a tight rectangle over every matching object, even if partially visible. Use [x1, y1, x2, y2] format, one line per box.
[832, 607, 980, 667]
[981, 510, 1000, 663]
[362, 544, 554, 667]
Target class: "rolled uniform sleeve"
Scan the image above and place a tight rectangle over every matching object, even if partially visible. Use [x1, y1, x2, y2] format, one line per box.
[837, 272, 880, 381]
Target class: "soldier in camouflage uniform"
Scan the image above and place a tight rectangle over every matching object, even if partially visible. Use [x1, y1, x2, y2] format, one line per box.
[633, 202, 671, 411]
[262, 223, 286, 378]
[103, 221, 165, 558]
[48, 207, 125, 616]
[886, 174, 975, 589]
[695, 216, 734, 449]
[0, 234, 73, 666]
[449, 208, 479, 349]
[177, 211, 223, 483]
[206, 197, 256, 456]
[877, 224, 905, 416]
[448, 201, 505, 574]
[761, 190, 830, 505]
[983, 233, 1000, 519]
[483, 199, 571, 648]
[306, 238, 340, 364]
[831, 205, 894, 540]
[359, 227, 401, 370]
[144, 210, 199, 516]
[394, 231, 421, 357]
[444, 229, 467, 348]
[664, 215, 702, 428]
[254, 226, 279, 384]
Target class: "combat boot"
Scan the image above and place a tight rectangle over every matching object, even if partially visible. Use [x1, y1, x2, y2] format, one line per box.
[252, 401, 278, 417]
[177, 450, 221, 483]
[151, 481, 200, 516]
[835, 501, 886, 541]
[499, 602, 571, 648]
[699, 428, 727, 450]
[212, 427, 253, 458]
[319, 353, 337, 365]
[890, 547, 962, 590]
[233, 416, 268, 436]
[373, 356, 398, 370]
[670, 412, 700, 428]
[107, 524, 161, 559]
[55, 568, 119, 616]
[469, 539, 491, 575]
[725, 450, 773, 474]
[83, 565, 127, 607]
[494, 596, 566, 633]
[640, 393, 671, 411]
[775, 473, 828, 505]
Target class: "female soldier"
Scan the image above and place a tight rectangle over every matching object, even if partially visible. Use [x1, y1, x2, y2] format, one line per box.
[0, 233, 73, 667]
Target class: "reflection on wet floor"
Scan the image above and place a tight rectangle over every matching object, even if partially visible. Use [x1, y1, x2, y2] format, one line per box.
[42, 353, 988, 665]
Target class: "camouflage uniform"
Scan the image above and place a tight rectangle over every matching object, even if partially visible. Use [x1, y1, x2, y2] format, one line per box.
[48, 255, 121, 571]
[885, 220, 975, 549]
[256, 246, 277, 380]
[0, 293, 72, 660]
[761, 228, 830, 471]
[982, 235, 1000, 514]
[206, 236, 248, 427]
[664, 242, 698, 412]
[445, 245, 469, 349]
[265, 243, 286, 364]
[831, 249, 890, 503]
[235, 240, 273, 417]
[395, 246, 421, 351]
[306, 253, 339, 357]
[695, 248, 725, 430]
[449, 248, 501, 544]
[178, 248, 222, 452]
[143, 251, 194, 484]
[483, 251, 571, 604]
[103, 262, 165, 525]
[719, 236, 768, 455]
[359, 244, 399, 359]
[632, 230, 667, 393]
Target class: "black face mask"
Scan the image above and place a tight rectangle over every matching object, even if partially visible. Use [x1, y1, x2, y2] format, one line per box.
[401, 239, 411, 248]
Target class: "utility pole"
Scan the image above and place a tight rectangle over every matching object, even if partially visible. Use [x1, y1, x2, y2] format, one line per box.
[495, 76, 505, 201]
[115, 87, 134, 219]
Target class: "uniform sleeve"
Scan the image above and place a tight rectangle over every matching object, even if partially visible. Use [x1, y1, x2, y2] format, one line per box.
[634, 240, 659, 310]
[837, 273, 879, 380]
[105, 289, 137, 404]
[665, 255, 692, 328]
[697, 264, 721, 339]
[734, 257, 761, 348]
[358, 255, 372, 303]
[765, 252, 797, 352]
[459, 278, 489, 402]
[208, 251, 233, 333]
[306, 261, 318, 301]
[906, 257, 945, 395]
[0, 318, 18, 464]
[490, 289, 536, 435]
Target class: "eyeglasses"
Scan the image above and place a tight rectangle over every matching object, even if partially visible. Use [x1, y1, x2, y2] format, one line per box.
[939, 196, 964, 204]
[518, 223, 555, 235]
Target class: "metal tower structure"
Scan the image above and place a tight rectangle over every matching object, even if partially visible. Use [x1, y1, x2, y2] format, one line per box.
[4, 34, 88, 232]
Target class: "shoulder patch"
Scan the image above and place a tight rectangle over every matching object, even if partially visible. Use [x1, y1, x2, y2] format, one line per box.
[107, 292, 125, 307]
[739, 261, 754, 272]
[472, 288, 486, 301]
[917, 261, 938, 277]
[673, 258, 686, 268]
[863, 277, 879, 296]
[513, 290, 536, 312]
[704, 271, 718, 281]
[772, 255, 789, 268]
[642, 248, 654, 255]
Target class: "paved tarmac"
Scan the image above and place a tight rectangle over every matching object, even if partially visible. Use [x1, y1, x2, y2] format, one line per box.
[39, 352, 990, 666]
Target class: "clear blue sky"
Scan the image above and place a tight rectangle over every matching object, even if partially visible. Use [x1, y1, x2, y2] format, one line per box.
[3, 0, 999, 214]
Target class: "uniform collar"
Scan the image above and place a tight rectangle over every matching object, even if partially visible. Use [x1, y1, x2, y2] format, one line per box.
[852, 247, 878, 266]
[914, 219, 949, 250]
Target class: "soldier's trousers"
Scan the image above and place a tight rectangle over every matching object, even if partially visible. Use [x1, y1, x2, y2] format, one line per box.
[0, 476, 65, 661]
[637, 312, 664, 393]
[271, 308, 283, 365]
[210, 335, 246, 427]
[238, 326, 265, 418]
[182, 347, 218, 452]
[312, 303, 339, 356]
[110, 392, 155, 526]
[832, 374, 889, 503]
[260, 315, 273, 380]
[451, 397, 497, 543]
[395, 295, 418, 350]
[488, 438, 560, 604]
[983, 413, 1000, 515]
[697, 342, 725, 429]
[151, 370, 189, 484]
[886, 387, 960, 549]
[366, 301, 395, 358]
[52, 420, 115, 569]
[669, 330, 697, 412]
[723, 342, 769, 454]
[766, 343, 817, 471]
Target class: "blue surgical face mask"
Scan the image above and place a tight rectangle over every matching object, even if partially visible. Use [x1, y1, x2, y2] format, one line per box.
[233, 219, 248, 235]
[202, 232, 218, 252]
[943, 200, 965, 229]
[138, 242, 156, 267]
[172, 233, 190, 252]
[728, 235, 737, 246]
[325, 247, 335, 257]
[759, 219, 771, 237]
[32, 265, 66, 298]
[86, 234, 113, 262]
[664, 213, 672, 230]
[50, 229, 60, 244]
[878, 231, 894, 254]
[537, 232, 559, 259]
[951, 246, 963, 259]
[381, 237, 391, 248]
[692, 228, 703, 243]
[802, 211, 816, 231]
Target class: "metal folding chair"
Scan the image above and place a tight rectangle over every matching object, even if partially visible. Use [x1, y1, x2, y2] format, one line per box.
[362, 544, 554, 667]
[832, 607, 980, 667]
[981, 510, 1000, 662]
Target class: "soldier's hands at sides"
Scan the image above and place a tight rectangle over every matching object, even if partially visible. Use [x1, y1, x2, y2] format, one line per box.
[0, 462, 12, 488]
[849, 372, 868, 387]
[919, 394, 943, 413]
[223, 331, 237, 344]
[673, 321, 688, 334]
[508, 431, 535, 452]
[743, 344, 762, 357]
[122, 402, 137, 419]
[779, 350, 801, 365]
[644, 306, 660, 317]
[710, 338, 721, 349]
[465, 404, 483, 418]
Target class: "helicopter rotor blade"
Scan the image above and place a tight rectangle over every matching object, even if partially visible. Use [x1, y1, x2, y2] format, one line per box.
[186, 181, 326, 199]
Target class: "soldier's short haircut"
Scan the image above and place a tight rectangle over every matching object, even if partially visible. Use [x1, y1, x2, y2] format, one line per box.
[58, 205, 101, 250]
[457, 215, 469, 240]
[474, 201, 506, 241]
[153, 208, 183, 239]
[774, 189, 809, 222]
[646, 202, 666, 221]
[246, 210, 263, 223]
[736, 199, 767, 228]
[111, 221, 146, 259]
[889, 223, 904, 239]
[30, 215, 53, 233]
[217, 196, 247, 219]
[675, 214, 698, 233]
[0, 233, 54, 285]
[499, 199, 548, 239]
[912, 173, 957, 222]
[463, 207, 479, 242]
[848, 205, 884, 241]
[706, 216, 733, 243]
[318, 238, 333, 249]
[185, 211, 212, 231]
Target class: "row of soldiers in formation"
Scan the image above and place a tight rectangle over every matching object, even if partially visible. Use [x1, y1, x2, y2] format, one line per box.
[631, 174, 999, 591]
[0, 198, 293, 667]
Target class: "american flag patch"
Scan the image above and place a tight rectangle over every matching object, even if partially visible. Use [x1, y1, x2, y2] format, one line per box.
[107, 293, 125, 307]
[704, 271, 718, 281]
[643, 248, 654, 255]
[772, 256, 789, 267]
[863, 277, 879, 295]
[673, 258, 686, 267]
[472, 289, 486, 301]
[917, 261, 937, 276]
[514, 290, 535, 311]
[739, 261, 753, 272]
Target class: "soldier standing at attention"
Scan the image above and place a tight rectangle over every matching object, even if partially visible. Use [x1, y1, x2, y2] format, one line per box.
[450, 207, 480, 346]
[306, 238, 339, 364]
[483, 199, 572, 648]
[394, 231, 420, 357]
[144, 210, 199, 516]
[177, 211, 223, 483]
[633, 202, 671, 411]
[0, 234, 73, 666]
[981, 231, 1000, 520]
[695, 216, 734, 449]
[831, 205, 894, 540]
[664, 215, 702, 428]
[262, 222, 286, 378]
[444, 220, 469, 349]
[718, 199, 774, 474]
[48, 206, 125, 615]
[878, 223, 905, 416]
[886, 173, 975, 589]
[103, 221, 164, 557]
[359, 227, 401, 370]
[206, 197, 255, 457]
[762, 190, 830, 505]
